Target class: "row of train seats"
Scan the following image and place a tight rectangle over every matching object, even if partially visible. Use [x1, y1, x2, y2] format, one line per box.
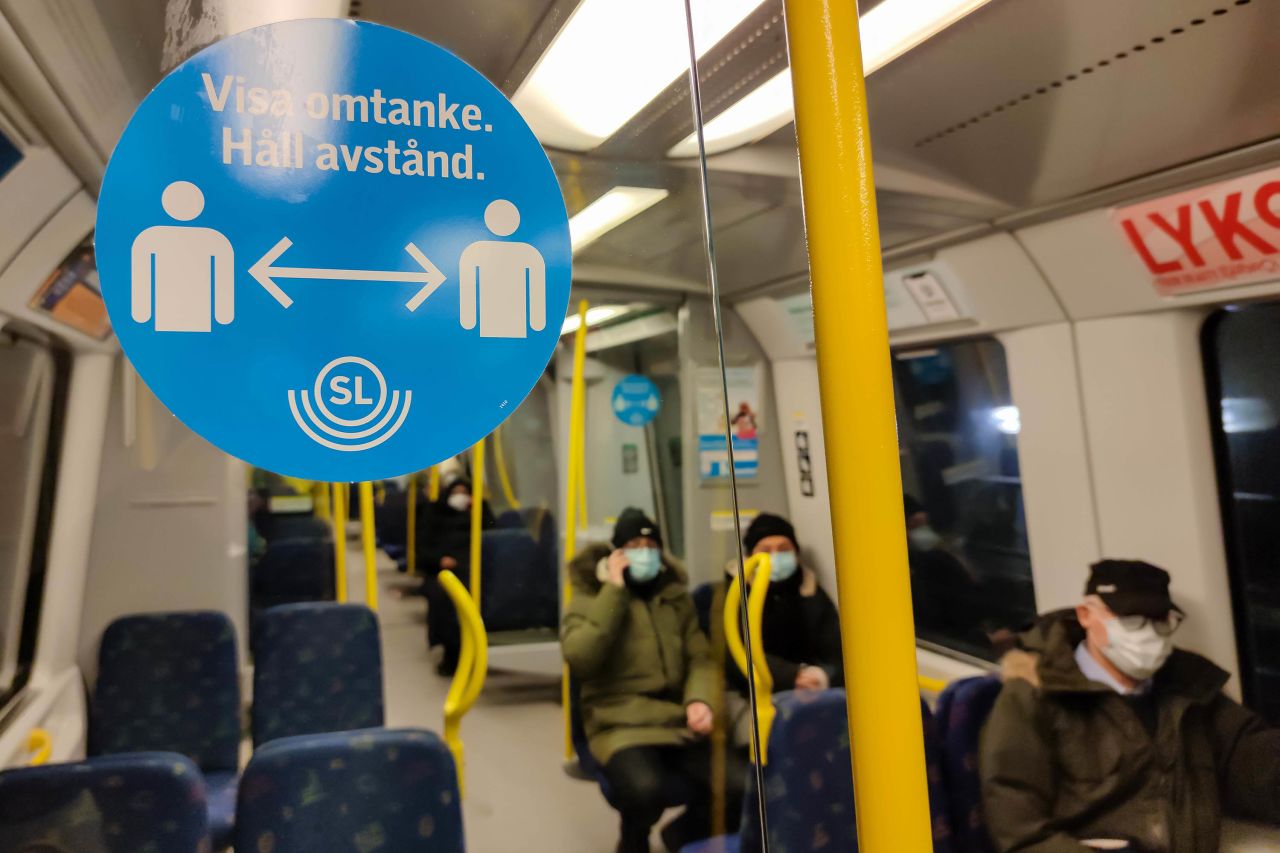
[0, 603, 466, 852]
[589, 678, 1001, 853]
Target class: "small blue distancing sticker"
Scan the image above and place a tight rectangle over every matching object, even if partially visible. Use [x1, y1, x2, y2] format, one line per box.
[612, 374, 661, 427]
[95, 19, 571, 481]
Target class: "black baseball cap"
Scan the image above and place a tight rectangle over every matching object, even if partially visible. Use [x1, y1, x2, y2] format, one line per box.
[612, 508, 662, 549]
[1086, 560, 1183, 618]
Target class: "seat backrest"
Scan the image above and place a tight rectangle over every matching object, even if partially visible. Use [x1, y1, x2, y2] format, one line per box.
[251, 521, 336, 610]
[91, 611, 240, 772]
[236, 728, 463, 853]
[743, 689, 953, 853]
[252, 603, 384, 747]
[935, 675, 1002, 853]
[480, 528, 558, 631]
[0, 752, 208, 853]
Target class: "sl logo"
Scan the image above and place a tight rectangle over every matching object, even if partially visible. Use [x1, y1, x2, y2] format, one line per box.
[288, 356, 411, 452]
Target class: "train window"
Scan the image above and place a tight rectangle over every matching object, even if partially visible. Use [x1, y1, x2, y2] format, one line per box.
[0, 337, 63, 708]
[892, 338, 1037, 660]
[1203, 304, 1280, 722]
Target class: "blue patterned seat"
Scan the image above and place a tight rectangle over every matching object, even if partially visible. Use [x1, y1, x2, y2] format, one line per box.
[235, 728, 464, 853]
[684, 689, 953, 853]
[90, 611, 241, 849]
[479, 528, 558, 631]
[252, 602, 384, 747]
[0, 752, 208, 853]
[934, 675, 1002, 853]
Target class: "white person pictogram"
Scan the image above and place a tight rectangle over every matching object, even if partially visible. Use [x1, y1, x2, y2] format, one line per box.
[459, 199, 547, 338]
[131, 181, 235, 332]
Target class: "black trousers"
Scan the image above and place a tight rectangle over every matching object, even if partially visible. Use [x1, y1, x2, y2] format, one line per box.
[602, 741, 748, 852]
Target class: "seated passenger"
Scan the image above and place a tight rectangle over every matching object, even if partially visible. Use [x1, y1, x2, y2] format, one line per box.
[981, 560, 1280, 852]
[711, 513, 844, 695]
[905, 494, 996, 653]
[562, 508, 746, 853]
[419, 476, 494, 675]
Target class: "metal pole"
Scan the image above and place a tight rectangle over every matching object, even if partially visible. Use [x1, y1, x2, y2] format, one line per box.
[782, 1, 933, 849]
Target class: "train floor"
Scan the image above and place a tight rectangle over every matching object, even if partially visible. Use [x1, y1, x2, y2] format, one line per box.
[343, 540, 626, 852]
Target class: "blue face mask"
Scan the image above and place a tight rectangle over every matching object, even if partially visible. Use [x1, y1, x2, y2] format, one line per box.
[624, 548, 662, 583]
[769, 550, 798, 582]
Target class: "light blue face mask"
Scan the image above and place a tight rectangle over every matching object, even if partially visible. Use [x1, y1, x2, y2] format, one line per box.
[625, 548, 662, 583]
[769, 550, 799, 582]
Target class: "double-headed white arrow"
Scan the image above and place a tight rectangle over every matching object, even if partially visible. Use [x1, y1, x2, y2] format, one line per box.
[249, 237, 446, 312]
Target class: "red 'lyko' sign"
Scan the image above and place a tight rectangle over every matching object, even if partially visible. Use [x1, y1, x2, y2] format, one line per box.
[1114, 166, 1280, 295]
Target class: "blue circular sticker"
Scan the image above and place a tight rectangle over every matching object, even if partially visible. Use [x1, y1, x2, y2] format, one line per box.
[95, 19, 571, 481]
[612, 374, 661, 426]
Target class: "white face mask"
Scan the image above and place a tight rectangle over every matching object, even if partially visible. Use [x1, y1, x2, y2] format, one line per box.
[907, 525, 943, 551]
[1102, 618, 1173, 680]
[447, 493, 472, 512]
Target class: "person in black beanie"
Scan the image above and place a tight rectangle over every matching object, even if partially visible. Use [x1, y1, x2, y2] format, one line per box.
[700, 512, 844, 699]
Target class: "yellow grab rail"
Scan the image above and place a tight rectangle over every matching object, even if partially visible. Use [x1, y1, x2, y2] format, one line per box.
[439, 569, 488, 798]
[406, 473, 418, 576]
[332, 482, 348, 603]
[428, 465, 441, 502]
[561, 300, 589, 761]
[723, 552, 775, 764]
[359, 481, 379, 611]
[469, 439, 486, 600]
[26, 729, 51, 766]
[918, 675, 948, 695]
[492, 426, 521, 510]
[784, 0, 933, 849]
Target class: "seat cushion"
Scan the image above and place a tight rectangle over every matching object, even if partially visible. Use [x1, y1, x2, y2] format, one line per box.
[205, 771, 238, 851]
[252, 602, 384, 746]
[236, 728, 463, 853]
[0, 752, 207, 853]
[91, 611, 241, 772]
[681, 836, 741, 853]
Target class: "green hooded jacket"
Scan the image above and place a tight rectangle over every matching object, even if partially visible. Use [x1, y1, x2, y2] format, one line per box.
[561, 542, 715, 765]
[980, 611, 1280, 852]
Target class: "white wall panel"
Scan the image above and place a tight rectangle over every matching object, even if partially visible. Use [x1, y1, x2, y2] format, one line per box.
[1075, 310, 1239, 693]
[1000, 322, 1100, 612]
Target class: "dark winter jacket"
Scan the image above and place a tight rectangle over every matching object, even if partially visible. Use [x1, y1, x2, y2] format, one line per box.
[980, 610, 1280, 852]
[702, 565, 844, 693]
[561, 542, 715, 764]
[415, 495, 494, 575]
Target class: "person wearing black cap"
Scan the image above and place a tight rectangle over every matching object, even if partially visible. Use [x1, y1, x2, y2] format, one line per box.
[703, 513, 844, 699]
[562, 508, 746, 853]
[981, 560, 1280, 852]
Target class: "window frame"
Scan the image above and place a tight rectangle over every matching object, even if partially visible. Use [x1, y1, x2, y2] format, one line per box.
[0, 334, 70, 712]
[1201, 306, 1275, 717]
[891, 332, 1037, 662]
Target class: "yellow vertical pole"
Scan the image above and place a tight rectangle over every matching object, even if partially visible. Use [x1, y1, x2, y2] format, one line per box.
[359, 481, 379, 611]
[469, 439, 486, 600]
[782, 2, 931, 850]
[561, 299, 589, 761]
[428, 465, 441, 501]
[407, 473, 418, 576]
[332, 482, 348, 603]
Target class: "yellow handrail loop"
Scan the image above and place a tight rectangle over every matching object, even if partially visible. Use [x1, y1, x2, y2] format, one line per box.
[492, 426, 521, 510]
[439, 569, 488, 798]
[26, 729, 51, 766]
[723, 552, 775, 765]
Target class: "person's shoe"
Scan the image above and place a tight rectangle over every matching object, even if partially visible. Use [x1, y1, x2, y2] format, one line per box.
[660, 814, 701, 853]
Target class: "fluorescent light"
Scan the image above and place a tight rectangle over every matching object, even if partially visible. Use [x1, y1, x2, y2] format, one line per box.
[668, 70, 794, 157]
[668, 0, 992, 157]
[569, 187, 669, 253]
[561, 306, 626, 336]
[514, 0, 765, 150]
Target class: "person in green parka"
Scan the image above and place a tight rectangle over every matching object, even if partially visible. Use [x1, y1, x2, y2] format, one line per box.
[562, 508, 746, 853]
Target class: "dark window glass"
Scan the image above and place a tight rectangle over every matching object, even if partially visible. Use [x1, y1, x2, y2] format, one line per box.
[893, 337, 1036, 660]
[1204, 304, 1280, 722]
